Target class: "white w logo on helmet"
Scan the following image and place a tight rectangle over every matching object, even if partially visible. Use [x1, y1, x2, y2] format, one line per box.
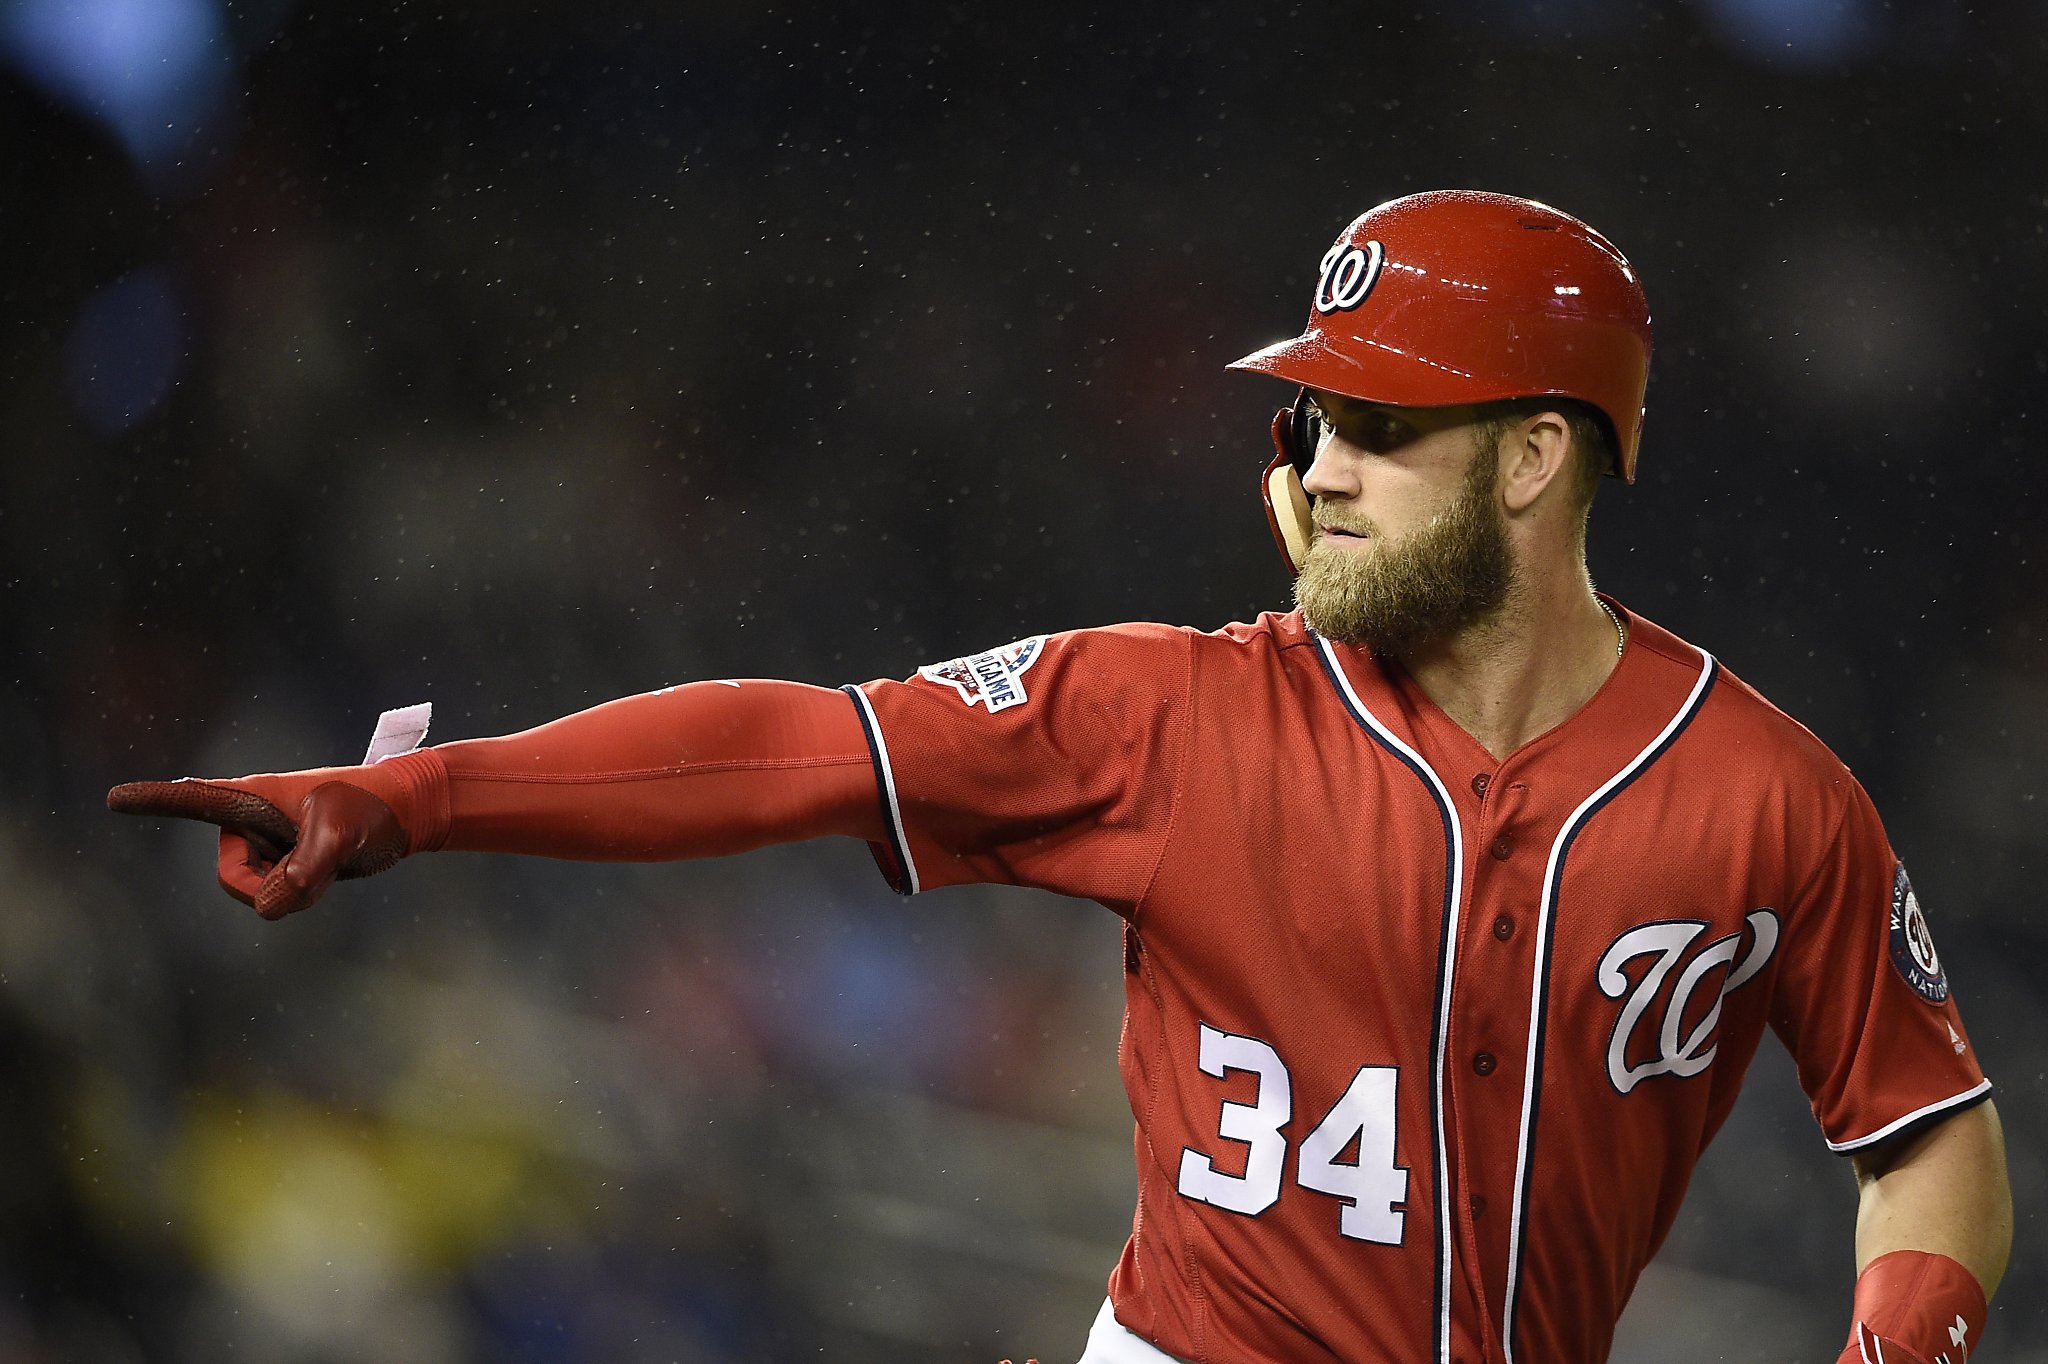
[1314, 240, 1385, 314]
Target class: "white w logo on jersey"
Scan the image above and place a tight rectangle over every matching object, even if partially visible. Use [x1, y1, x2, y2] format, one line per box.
[1599, 910, 1779, 1095]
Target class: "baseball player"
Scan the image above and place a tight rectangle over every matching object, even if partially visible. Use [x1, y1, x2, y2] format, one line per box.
[111, 191, 2010, 1364]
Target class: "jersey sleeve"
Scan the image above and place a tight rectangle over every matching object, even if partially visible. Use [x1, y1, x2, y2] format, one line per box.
[843, 622, 1193, 911]
[1768, 776, 1990, 1154]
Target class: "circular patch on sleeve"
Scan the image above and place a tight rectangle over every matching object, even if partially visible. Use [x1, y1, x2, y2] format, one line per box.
[1887, 862, 1948, 1004]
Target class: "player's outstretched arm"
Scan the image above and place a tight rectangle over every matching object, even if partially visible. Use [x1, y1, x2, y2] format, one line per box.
[109, 680, 885, 919]
[1833, 1099, 2011, 1364]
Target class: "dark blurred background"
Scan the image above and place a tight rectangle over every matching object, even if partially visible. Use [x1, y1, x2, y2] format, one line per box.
[2, 2, 2043, 1361]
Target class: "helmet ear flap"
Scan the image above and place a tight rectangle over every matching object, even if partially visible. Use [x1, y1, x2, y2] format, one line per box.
[1262, 405, 1316, 576]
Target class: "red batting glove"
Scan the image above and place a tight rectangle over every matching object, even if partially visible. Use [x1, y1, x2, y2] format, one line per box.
[108, 750, 445, 919]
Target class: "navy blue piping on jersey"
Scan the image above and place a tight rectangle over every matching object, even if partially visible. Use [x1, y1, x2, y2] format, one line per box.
[1500, 652, 1720, 1364]
[1825, 1078, 1993, 1154]
[1310, 633, 1460, 1364]
[839, 684, 920, 896]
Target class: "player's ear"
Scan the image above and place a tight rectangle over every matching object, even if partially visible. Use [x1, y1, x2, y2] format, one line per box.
[1499, 410, 1573, 515]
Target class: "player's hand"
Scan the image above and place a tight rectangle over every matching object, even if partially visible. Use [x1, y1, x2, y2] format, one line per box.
[108, 772, 406, 919]
[1837, 1322, 1939, 1364]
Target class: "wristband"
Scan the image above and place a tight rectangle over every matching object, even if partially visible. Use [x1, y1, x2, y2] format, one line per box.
[1838, 1250, 1987, 1364]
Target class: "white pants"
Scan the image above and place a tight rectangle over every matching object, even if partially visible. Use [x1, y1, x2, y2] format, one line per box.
[1075, 1298, 1191, 1364]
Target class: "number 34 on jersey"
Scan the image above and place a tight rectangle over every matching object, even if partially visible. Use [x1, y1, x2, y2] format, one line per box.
[1176, 1023, 1410, 1245]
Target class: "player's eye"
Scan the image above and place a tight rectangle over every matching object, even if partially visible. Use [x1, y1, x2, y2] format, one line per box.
[1288, 391, 1325, 479]
[1287, 392, 1417, 474]
[1353, 413, 1414, 454]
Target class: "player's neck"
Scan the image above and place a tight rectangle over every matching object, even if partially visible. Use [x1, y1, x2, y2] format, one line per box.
[1398, 565, 1621, 763]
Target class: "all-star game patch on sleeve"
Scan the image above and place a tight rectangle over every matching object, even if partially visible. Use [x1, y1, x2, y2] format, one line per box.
[843, 622, 1194, 911]
[1768, 775, 1990, 1154]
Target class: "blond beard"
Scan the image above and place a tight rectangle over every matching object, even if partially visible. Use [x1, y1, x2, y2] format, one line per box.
[1293, 441, 1515, 657]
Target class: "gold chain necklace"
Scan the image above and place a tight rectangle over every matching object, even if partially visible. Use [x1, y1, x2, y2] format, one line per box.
[1597, 598, 1626, 658]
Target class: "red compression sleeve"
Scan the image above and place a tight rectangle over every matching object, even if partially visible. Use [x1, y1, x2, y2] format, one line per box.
[1838, 1250, 1988, 1364]
[395, 680, 883, 860]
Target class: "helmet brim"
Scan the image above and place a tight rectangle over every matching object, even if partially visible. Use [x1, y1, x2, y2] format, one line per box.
[1226, 327, 1515, 412]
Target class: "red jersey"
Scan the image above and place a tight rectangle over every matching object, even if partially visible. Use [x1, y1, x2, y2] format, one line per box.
[845, 603, 1987, 1364]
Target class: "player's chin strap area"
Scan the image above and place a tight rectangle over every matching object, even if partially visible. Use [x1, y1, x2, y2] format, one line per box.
[1261, 390, 1317, 576]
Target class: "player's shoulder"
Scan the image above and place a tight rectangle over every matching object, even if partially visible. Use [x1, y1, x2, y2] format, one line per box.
[1016, 612, 1321, 707]
[920, 620, 1195, 686]
[1035, 618, 1195, 666]
[907, 615, 1293, 697]
[1047, 610, 1316, 659]
[1204, 608, 1320, 652]
[1176, 609, 1334, 685]
[1622, 604, 1857, 792]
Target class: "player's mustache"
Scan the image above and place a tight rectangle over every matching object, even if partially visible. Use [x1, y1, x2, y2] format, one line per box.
[1313, 510, 1379, 538]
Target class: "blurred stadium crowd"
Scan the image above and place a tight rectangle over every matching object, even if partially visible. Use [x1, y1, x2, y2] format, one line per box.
[1, 2, 2043, 1361]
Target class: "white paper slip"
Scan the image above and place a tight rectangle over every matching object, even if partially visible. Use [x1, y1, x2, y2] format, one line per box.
[364, 702, 433, 764]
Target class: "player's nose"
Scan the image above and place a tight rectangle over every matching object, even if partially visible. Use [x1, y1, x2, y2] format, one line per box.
[1300, 434, 1362, 501]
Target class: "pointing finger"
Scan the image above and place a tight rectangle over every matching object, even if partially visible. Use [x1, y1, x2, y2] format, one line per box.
[109, 780, 299, 848]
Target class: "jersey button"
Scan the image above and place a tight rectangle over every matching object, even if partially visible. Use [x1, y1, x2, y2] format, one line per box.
[1469, 1194, 1488, 1218]
[1470, 772, 1490, 796]
[1490, 834, 1513, 860]
[1492, 915, 1515, 941]
[1472, 1051, 1497, 1076]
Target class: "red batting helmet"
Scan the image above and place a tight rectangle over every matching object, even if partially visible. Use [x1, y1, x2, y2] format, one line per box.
[1228, 190, 1652, 574]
